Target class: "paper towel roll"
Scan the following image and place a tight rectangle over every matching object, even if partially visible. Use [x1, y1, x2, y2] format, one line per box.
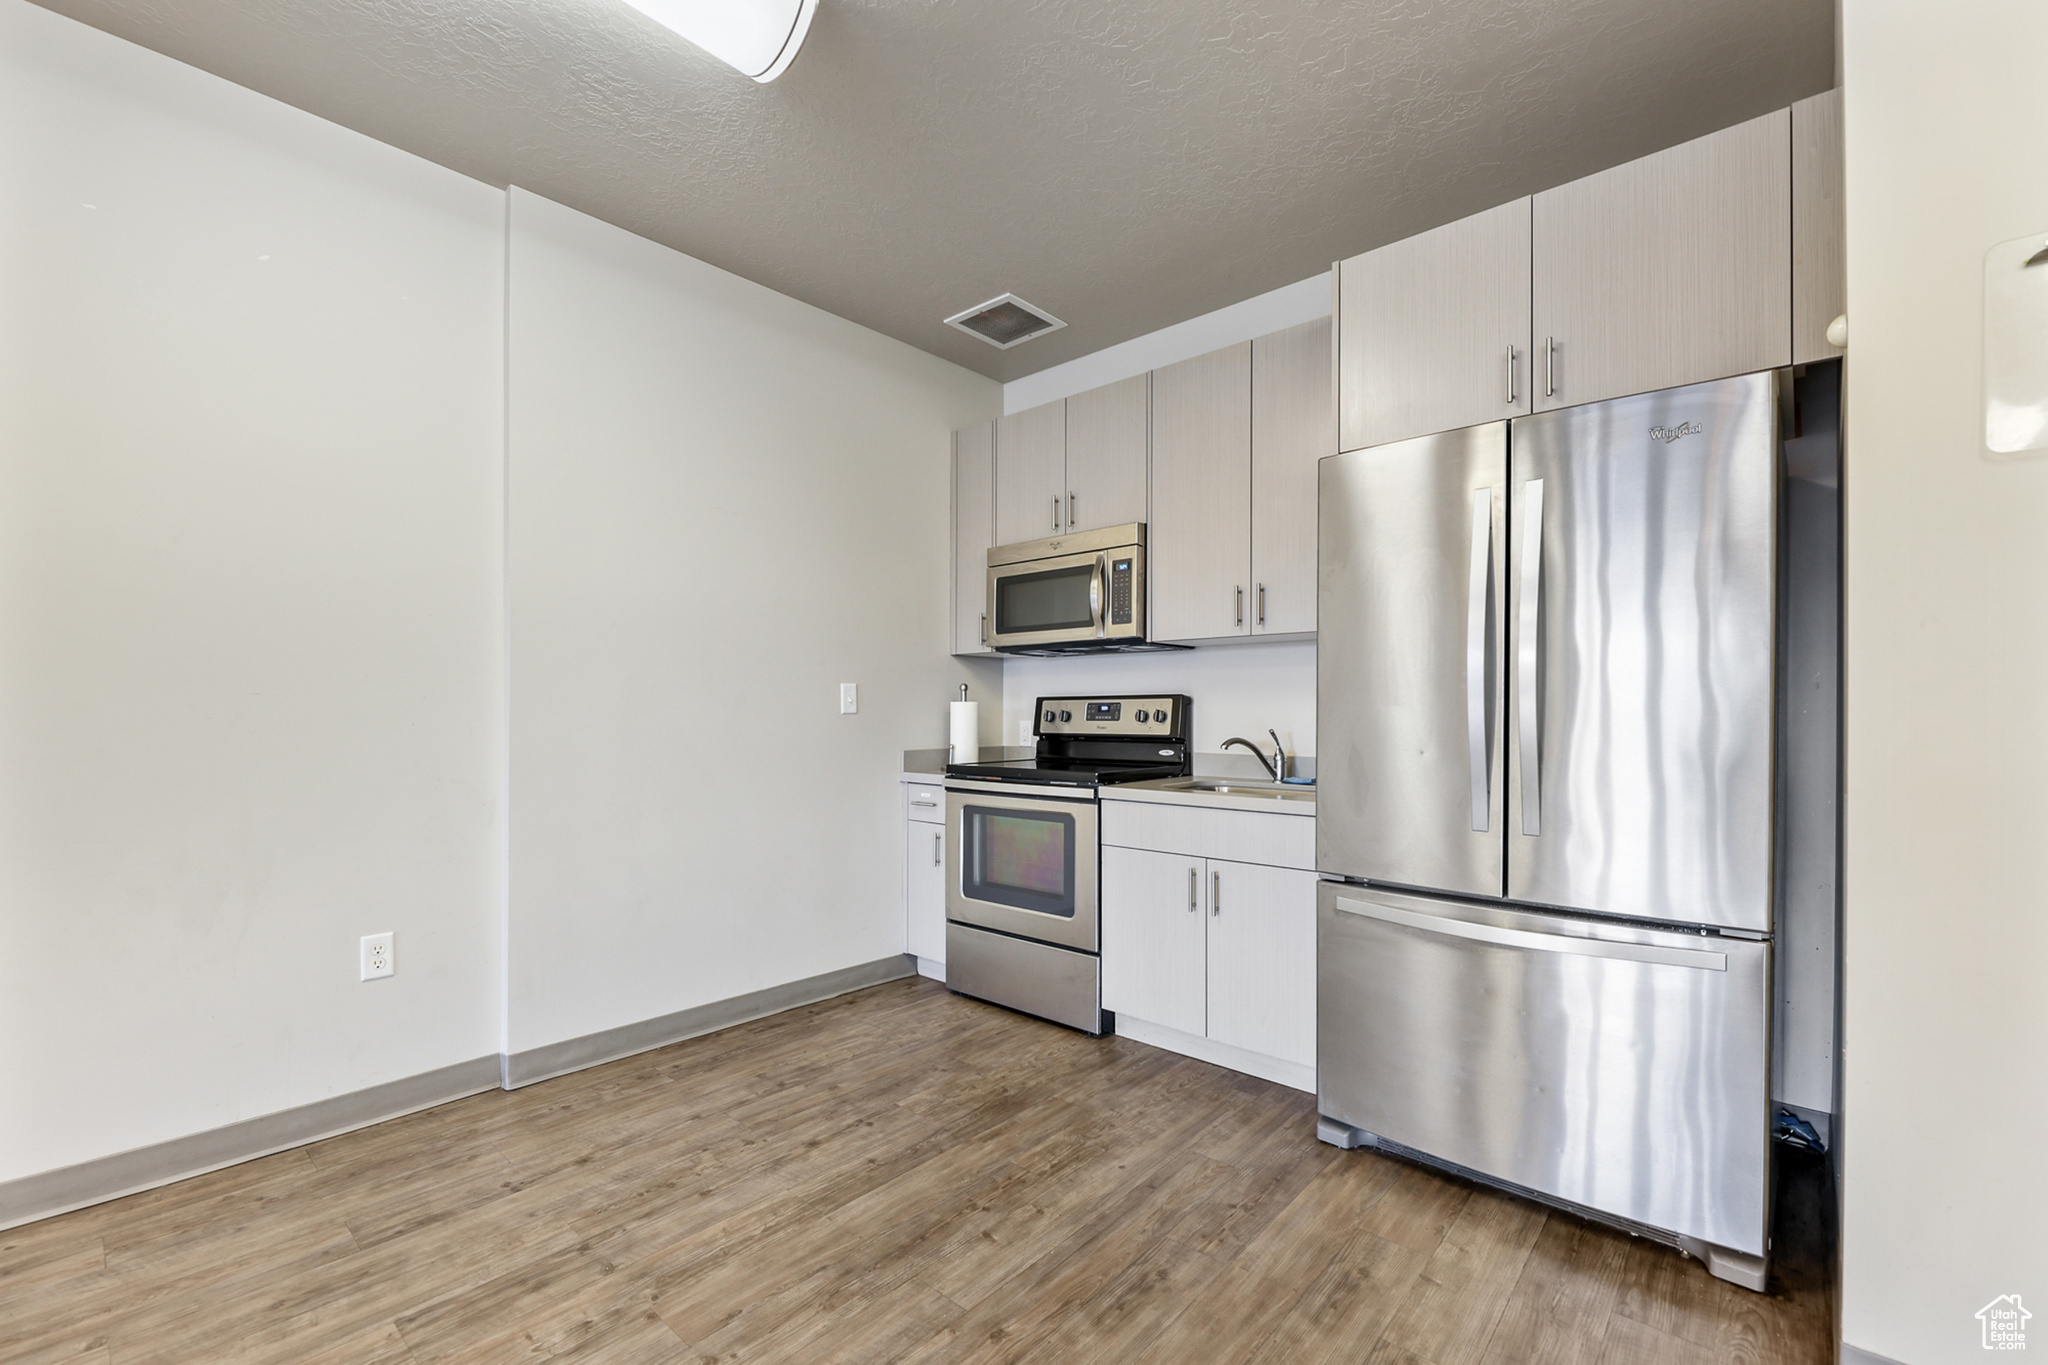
[949, 701, 980, 764]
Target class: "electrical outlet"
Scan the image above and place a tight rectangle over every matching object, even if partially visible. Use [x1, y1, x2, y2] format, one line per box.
[360, 932, 394, 981]
[840, 682, 858, 714]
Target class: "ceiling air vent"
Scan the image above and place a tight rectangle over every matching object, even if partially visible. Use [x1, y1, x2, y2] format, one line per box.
[944, 294, 1067, 349]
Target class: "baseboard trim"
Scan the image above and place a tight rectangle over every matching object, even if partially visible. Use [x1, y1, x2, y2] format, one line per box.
[914, 955, 946, 982]
[1841, 1343, 1910, 1365]
[502, 953, 917, 1089]
[1114, 1014, 1316, 1093]
[0, 1054, 500, 1233]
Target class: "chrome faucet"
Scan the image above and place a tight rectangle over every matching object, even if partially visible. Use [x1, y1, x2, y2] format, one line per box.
[1221, 735, 1283, 783]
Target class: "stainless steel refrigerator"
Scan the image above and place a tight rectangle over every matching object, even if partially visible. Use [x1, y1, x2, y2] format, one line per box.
[1315, 368, 1835, 1292]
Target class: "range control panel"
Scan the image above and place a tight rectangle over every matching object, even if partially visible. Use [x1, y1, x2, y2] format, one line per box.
[1035, 695, 1186, 739]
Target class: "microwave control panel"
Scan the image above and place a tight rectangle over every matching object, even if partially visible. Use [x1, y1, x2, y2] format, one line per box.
[1109, 558, 1134, 624]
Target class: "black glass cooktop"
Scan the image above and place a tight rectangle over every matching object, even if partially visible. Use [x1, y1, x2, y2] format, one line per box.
[944, 756, 1185, 788]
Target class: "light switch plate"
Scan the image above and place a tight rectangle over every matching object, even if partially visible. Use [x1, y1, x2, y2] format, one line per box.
[840, 683, 858, 714]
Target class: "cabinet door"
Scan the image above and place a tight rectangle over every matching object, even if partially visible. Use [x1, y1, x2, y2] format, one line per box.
[905, 817, 947, 962]
[995, 400, 1066, 545]
[1251, 318, 1332, 636]
[1205, 860, 1317, 1068]
[1533, 108, 1790, 411]
[1339, 199, 1531, 451]
[1062, 374, 1148, 533]
[1100, 847, 1207, 1037]
[1792, 88, 1845, 366]
[1149, 343, 1252, 642]
[951, 422, 995, 655]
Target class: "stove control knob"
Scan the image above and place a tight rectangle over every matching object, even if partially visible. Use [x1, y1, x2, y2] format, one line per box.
[1134, 709, 1149, 723]
[1059, 709, 1072, 722]
[1042, 709, 1055, 723]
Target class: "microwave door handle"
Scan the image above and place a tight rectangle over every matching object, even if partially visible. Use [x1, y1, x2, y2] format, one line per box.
[1090, 554, 1107, 637]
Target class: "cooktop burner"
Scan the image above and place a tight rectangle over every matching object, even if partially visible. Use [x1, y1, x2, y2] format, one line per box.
[945, 694, 1193, 789]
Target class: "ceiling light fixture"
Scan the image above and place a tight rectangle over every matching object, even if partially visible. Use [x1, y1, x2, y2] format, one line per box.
[618, 0, 819, 83]
[944, 294, 1068, 349]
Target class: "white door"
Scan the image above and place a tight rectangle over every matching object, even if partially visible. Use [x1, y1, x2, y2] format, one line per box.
[1100, 846, 1207, 1037]
[905, 816, 947, 963]
[1205, 859, 1317, 1068]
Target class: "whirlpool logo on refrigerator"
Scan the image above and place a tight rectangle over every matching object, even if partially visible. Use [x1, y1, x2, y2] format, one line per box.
[1649, 420, 1705, 444]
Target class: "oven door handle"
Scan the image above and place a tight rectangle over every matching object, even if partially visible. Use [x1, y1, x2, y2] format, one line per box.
[1089, 554, 1107, 637]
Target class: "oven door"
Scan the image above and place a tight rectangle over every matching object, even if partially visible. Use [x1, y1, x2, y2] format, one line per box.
[986, 547, 1143, 650]
[946, 784, 1098, 952]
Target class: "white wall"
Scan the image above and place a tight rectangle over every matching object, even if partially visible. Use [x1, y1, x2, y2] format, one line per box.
[0, 0, 506, 1182]
[1840, 2, 2048, 1361]
[506, 190, 1000, 1055]
[1002, 273, 1330, 414]
[1001, 644, 1316, 763]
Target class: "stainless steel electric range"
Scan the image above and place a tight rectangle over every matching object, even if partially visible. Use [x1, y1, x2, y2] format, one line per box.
[943, 694, 1192, 1034]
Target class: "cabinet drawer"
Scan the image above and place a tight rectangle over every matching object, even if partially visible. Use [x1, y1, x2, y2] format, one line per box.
[904, 784, 944, 823]
[1102, 800, 1315, 870]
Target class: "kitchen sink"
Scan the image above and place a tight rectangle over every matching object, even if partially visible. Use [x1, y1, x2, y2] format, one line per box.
[1141, 778, 1316, 802]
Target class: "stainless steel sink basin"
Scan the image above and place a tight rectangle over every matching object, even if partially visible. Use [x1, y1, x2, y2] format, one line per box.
[1143, 778, 1315, 802]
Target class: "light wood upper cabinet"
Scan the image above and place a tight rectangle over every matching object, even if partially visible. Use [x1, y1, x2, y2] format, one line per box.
[994, 399, 1066, 545]
[1532, 108, 1791, 411]
[951, 422, 994, 656]
[1149, 343, 1253, 643]
[1338, 199, 1532, 451]
[1792, 88, 1846, 366]
[1204, 858, 1317, 1068]
[1063, 373, 1148, 533]
[1252, 318, 1332, 637]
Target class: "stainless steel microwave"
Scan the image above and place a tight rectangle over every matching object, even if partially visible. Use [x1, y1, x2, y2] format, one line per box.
[986, 523, 1182, 655]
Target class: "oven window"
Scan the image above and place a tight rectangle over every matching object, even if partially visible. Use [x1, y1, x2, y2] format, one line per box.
[996, 564, 1093, 635]
[961, 805, 1076, 917]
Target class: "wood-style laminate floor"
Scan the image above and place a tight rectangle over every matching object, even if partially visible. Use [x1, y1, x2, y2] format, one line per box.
[2, 977, 1836, 1364]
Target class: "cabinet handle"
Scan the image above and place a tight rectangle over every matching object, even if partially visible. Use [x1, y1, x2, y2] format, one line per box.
[1235, 585, 1244, 628]
[1188, 866, 1198, 912]
[1051, 494, 1059, 532]
[1068, 491, 1076, 528]
[1506, 345, 1517, 406]
[1257, 583, 1266, 627]
[933, 831, 943, 867]
[1544, 336, 1555, 399]
[1212, 870, 1221, 916]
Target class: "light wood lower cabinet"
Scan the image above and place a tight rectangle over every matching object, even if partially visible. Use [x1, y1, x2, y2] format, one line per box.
[1101, 841, 1316, 1071]
[1101, 847, 1207, 1037]
[1204, 858, 1317, 1066]
[904, 786, 946, 964]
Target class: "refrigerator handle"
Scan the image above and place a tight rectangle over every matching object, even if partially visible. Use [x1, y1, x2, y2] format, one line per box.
[1331, 895, 1729, 971]
[1465, 488, 1493, 832]
[1517, 479, 1545, 836]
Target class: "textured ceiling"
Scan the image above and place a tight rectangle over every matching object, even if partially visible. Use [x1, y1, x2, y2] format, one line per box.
[31, 0, 1835, 381]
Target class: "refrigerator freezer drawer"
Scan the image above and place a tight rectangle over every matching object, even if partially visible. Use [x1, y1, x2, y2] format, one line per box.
[1317, 883, 1770, 1256]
